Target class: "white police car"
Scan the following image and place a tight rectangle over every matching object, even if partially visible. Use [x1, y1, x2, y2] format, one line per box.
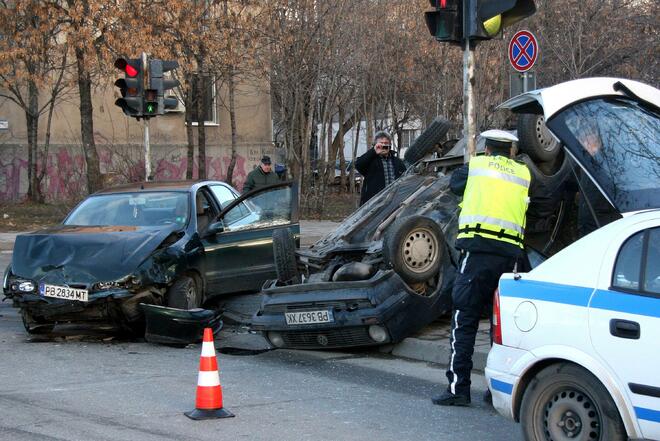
[485, 77, 660, 441]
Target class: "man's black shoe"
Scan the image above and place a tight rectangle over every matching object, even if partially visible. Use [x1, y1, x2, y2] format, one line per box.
[432, 391, 471, 407]
[483, 389, 492, 405]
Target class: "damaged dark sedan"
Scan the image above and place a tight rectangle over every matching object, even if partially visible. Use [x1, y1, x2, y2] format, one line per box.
[3, 180, 299, 336]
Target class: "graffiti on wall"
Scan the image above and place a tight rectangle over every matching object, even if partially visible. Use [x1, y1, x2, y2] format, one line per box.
[0, 145, 256, 202]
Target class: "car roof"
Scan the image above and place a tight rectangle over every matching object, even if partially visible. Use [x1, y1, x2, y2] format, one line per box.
[524, 209, 660, 287]
[94, 180, 229, 194]
[498, 77, 660, 120]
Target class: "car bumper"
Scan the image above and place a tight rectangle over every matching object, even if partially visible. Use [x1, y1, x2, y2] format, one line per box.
[8, 288, 155, 323]
[250, 270, 451, 349]
[485, 344, 532, 421]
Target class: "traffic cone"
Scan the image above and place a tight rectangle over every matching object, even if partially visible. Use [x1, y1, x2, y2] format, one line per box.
[184, 328, 234, 420]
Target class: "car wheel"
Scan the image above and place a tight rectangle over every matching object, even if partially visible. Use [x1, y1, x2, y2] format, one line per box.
[521, 363, 626, 441]
[383, 215, 444, 284]
[272, 228, 301, 285]
[403, 117, 451, 165]
[517, 113, 562, 163]
[21, 310, 54, 335]
[166, 275, 201, 310]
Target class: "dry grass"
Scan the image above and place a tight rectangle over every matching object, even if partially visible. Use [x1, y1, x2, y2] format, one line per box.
[0, 202, 76, 232]
[0, 191, 357, 232]
[300, 192, 360, 221]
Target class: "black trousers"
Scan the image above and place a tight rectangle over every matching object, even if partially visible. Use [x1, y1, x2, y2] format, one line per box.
[445, 251, 520, 397]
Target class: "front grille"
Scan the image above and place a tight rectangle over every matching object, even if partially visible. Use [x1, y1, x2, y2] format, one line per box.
[264, 300, 372, 314]
[281, 327, 373, 348]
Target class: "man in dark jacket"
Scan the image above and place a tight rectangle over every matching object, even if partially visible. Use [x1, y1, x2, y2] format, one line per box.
[243, 155, 280, 193]
[355, 131, 407, 205]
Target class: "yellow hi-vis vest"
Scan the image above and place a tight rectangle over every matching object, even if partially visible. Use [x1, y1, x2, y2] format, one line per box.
[457, 155, 531, 249]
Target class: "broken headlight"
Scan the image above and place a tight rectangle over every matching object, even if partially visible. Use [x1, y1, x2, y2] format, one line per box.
[6, 277, 36, 293]
[93, 275, 135, 291]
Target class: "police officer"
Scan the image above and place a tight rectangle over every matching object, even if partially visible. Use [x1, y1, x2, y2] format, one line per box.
[433, 130, 531, 406]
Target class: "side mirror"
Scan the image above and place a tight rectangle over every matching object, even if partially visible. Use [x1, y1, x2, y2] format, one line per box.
[206, 221, 224, 236]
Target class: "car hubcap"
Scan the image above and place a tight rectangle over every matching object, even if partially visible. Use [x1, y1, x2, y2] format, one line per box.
[185, 282, 196, 309]
[536, 116, 559, 153]
[543, 388, 600, 440]
[402, 227, 438, 274]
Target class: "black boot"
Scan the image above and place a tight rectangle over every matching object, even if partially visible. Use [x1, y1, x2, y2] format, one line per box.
[432, 391, 471, 407]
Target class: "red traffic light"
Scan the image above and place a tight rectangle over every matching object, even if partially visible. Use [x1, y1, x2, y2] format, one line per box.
[429, 0, 447, 7]
[114, 58, 139, 77]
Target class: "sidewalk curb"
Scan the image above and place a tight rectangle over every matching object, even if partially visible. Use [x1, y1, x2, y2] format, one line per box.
[381, 337, 489, 372]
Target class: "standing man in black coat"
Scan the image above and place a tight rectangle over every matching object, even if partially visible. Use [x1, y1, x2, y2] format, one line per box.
[355, 131, 407, 206]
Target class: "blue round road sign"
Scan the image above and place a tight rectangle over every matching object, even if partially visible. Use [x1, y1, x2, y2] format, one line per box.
[508, 30, 538, 73]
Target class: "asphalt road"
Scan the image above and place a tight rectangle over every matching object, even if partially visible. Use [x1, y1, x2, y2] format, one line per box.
[0, 243, 523, 441]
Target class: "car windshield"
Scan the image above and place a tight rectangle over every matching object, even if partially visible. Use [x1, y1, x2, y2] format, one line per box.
[65, 192, 190, 228]
[550, 97, 660, 212]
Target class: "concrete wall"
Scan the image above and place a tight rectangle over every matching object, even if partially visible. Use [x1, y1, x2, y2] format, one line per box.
[0, 75, 275, 201]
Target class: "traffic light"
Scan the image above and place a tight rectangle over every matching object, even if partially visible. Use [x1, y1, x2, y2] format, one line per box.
[425, 0, 463, 45]
[466, 0, 536, 40]
[114, 57, 144, 118]
[149, 59, 180, 114]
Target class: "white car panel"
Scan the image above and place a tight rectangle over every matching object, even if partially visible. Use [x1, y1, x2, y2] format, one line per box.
[487, 211, 660, 440]
[499, 77, 660, 120]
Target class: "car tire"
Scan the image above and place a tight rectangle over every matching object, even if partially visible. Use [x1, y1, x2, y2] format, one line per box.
[517, 113, 562, 163]
[520, 362, 626, 441]
[383, 215, 444, 284]
[166, 275, 201, 310]
[273, 228, 301, 285]
[21, 310, 54, 335]
[403, 117, 451, 165]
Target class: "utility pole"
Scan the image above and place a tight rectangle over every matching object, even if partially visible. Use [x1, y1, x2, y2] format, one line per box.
[142, 52, 151, 180]
[463, 36, 476, 161]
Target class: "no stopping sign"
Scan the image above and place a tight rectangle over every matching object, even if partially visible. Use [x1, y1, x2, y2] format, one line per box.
[509, 30, 538, 73]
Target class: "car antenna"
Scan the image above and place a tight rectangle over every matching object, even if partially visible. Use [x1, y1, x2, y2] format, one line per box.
[513, 261, 521, 280]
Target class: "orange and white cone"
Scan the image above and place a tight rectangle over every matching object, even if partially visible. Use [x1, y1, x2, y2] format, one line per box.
[184, 328, 234, 420]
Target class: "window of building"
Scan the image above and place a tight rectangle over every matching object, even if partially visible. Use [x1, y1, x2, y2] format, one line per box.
[190, 74, 217, 125]
[401, 129, 418, 150]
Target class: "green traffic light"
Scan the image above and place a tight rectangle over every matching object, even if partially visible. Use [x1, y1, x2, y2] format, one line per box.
[146, 103, 155, 113]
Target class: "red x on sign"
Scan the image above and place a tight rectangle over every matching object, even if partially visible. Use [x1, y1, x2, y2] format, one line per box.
[508, 30, 538, 73]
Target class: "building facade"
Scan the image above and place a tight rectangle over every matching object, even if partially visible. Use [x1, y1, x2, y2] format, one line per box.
[0, 76, 275, 201]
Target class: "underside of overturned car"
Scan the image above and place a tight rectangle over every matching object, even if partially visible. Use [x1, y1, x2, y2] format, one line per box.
[249, 77, 659, 350]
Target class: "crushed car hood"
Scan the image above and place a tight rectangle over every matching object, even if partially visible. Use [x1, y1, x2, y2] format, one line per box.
[11, 225, 180, 285]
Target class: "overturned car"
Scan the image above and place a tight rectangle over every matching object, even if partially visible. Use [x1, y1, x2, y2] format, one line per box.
[249, 77, 659, 350]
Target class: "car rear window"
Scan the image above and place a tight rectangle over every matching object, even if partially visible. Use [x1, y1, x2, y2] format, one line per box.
[550, 98, 660, 213]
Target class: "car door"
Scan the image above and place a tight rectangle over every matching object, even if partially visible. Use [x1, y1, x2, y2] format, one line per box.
[201, 182, 299, 297]
[588, 223, 660, 439]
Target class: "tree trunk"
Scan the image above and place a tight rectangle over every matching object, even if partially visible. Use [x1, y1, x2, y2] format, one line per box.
[226, 68, 238, 186]
[196, 73, 207, 180]
[338, 106, 346, 194]
[184, 92, 195, 179]
[75, 46, 101, 192]
[25, 79, 39, 202]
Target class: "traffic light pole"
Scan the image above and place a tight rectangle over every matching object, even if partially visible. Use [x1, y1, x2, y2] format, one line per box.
[141, 52, 152, 181]
[463, 39, 476, 161]
[144, 118, 151, 180]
